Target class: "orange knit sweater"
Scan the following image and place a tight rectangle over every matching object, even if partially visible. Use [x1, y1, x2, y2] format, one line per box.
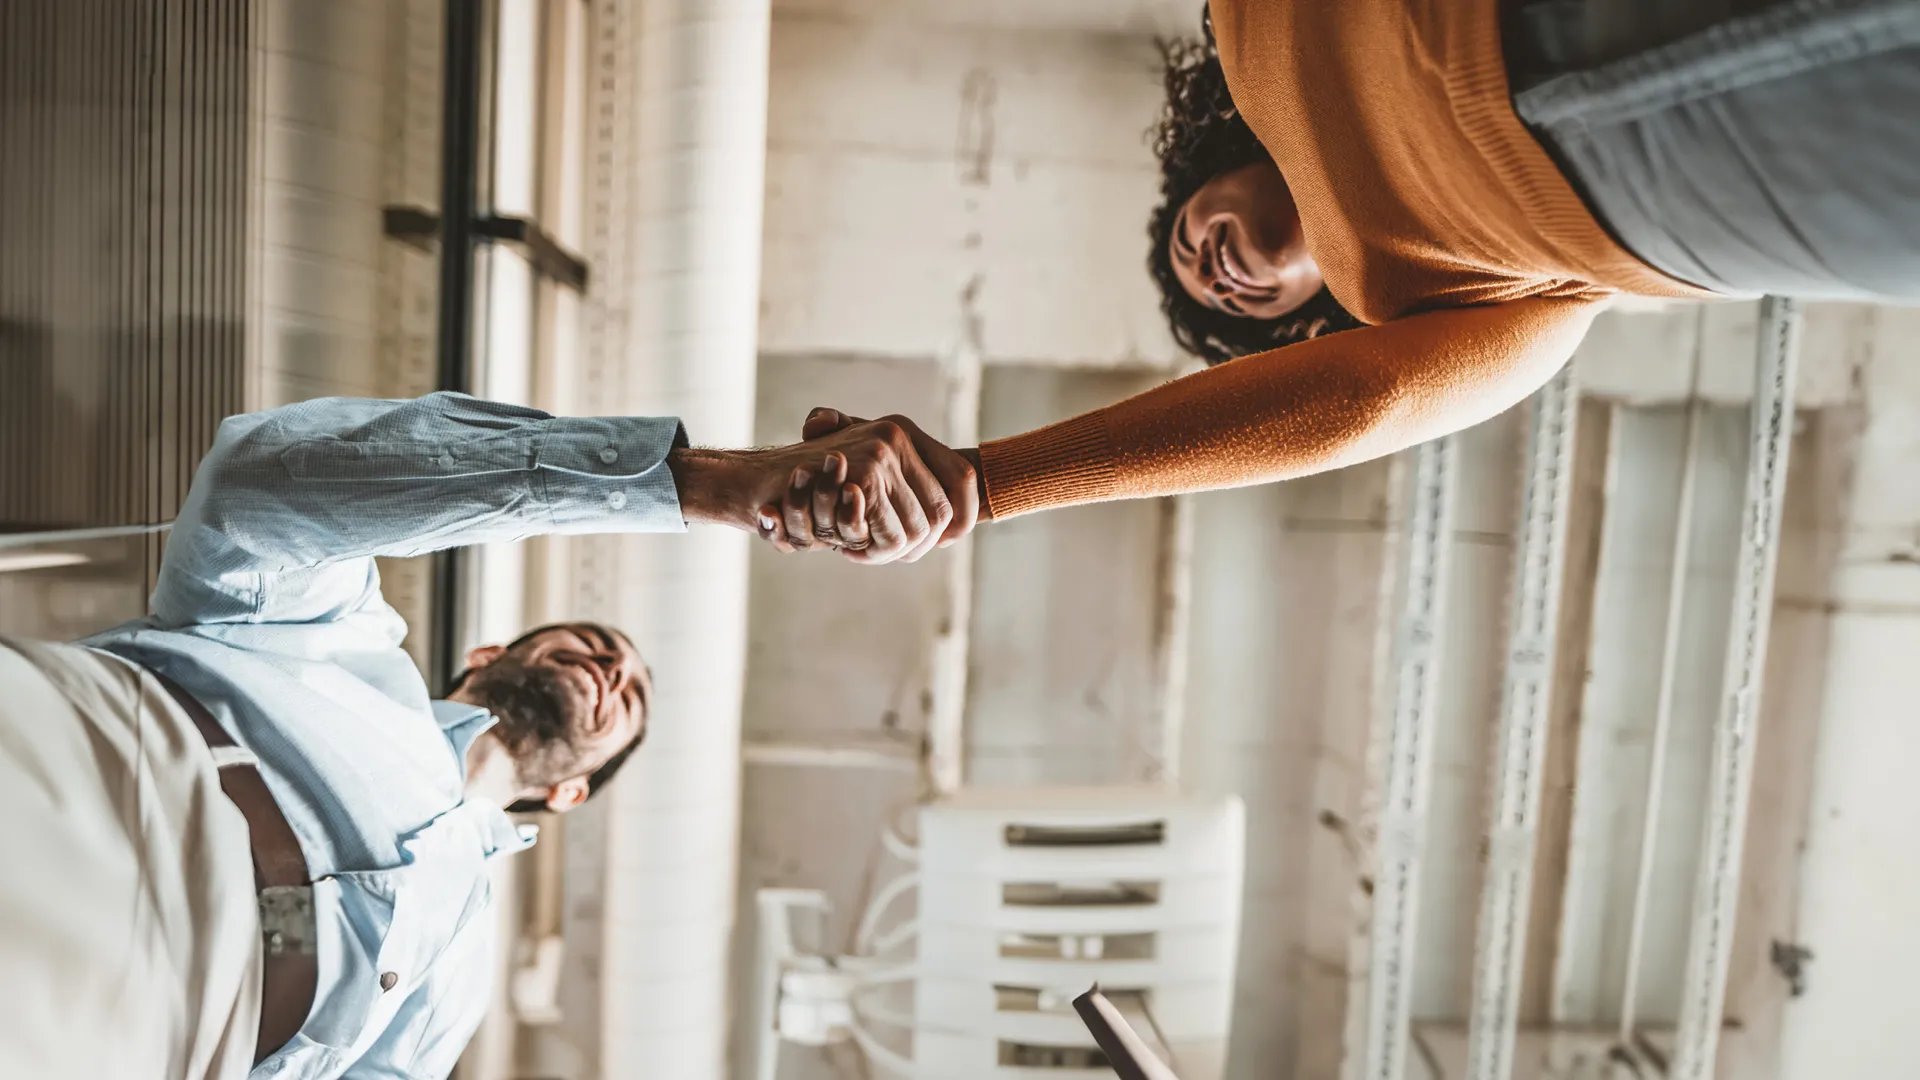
[976, 0, 1716, 519]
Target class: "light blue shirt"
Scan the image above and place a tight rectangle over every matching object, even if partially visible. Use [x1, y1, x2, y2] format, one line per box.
[84, 393, 687, 1079]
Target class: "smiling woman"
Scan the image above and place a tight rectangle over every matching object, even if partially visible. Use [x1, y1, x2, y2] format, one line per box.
[1143, 25, 1363, 365]
[778, 0, 1920, 535]
[1168, 162, 1324, 321]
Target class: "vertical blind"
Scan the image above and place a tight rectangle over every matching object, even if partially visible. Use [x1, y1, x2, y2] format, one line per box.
[0, 0, 255, 583]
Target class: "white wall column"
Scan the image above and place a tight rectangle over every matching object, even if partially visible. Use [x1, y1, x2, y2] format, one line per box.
[561, 0, 772, 1078]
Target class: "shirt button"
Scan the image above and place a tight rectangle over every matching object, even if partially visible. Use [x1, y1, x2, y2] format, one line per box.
[437, 453, 455, 468]
[379, 971, 398, 992]
[607, 491, 628, 510]
[598, 447, 619, 464]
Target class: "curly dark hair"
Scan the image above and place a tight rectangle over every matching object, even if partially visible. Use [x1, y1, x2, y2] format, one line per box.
[1147, 10, 1362, 366]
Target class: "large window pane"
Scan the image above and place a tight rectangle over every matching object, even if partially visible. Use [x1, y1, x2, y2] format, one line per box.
[491, 0, 542, 218]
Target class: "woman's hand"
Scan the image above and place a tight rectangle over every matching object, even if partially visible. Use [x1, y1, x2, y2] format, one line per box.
[756, 409, 988, 563]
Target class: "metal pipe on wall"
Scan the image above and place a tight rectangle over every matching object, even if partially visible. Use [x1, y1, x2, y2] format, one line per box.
[1671, 297, 1802, 1080]
[1617, 312, 1709, 1042]
[1462, 367, 1578, 1080]
[1356, 435, 1461, 1080]
[566, 1, 772, 1077]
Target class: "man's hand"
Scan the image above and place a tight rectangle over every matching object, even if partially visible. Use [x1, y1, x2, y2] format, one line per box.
[667, 416, 966, 565]
[756, 409, 987, 561]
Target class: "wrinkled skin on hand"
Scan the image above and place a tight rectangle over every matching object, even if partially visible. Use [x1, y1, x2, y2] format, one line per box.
[755, 409, 986, 564]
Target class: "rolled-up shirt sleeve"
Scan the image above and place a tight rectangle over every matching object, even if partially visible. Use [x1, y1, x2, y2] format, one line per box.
[151, 392, 689, 628]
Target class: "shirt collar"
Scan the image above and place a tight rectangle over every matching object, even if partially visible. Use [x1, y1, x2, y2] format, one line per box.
[431, 699, 496, 775]
[430, 699, 540, 858]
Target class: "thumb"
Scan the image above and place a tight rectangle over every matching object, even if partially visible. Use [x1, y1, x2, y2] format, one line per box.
[801, 407, 863, 441]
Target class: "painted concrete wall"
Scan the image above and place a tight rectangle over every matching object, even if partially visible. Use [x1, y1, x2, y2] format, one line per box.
[1772, 308, 1920, 1080]
[968, 365, 1173, 786]
[758, 9, 1179, 368]
[1180, 461, 1395, 1080]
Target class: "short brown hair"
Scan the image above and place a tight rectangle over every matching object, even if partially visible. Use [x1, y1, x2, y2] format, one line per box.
[447, 622, 651, 815]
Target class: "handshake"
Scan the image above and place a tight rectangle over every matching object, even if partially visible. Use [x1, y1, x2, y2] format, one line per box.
[668, 407, 988, 564]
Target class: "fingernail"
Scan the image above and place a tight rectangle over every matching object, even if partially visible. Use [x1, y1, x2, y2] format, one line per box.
[792, 469, 810, 489]
[841, 486, 855, 506]
[759, 513, 776, 531]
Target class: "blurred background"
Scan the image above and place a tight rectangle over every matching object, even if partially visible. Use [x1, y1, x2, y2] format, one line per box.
[3, 2, 1917, 1079]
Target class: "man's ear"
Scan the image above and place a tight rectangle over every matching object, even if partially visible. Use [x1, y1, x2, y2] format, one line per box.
[544, 777, 590, 813]
[466, 644, 508, 671]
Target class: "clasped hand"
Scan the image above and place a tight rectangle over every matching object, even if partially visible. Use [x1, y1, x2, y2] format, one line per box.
[755, 409, 984, 563]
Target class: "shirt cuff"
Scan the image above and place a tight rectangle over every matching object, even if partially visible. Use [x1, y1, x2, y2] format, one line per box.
[534, 416, 691, 533]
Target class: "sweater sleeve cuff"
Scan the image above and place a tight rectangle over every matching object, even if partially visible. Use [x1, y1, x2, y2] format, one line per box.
[976, 411, 1118, 520]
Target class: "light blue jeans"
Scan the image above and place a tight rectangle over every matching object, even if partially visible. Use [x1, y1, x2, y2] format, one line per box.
[1506, 0, 1920, 302]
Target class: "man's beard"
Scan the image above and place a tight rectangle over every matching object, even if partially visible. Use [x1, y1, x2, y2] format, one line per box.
[463, 657, 586, 788]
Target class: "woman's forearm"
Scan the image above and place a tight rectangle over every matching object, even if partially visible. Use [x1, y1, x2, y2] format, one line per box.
[977, 296, 1599, 518]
